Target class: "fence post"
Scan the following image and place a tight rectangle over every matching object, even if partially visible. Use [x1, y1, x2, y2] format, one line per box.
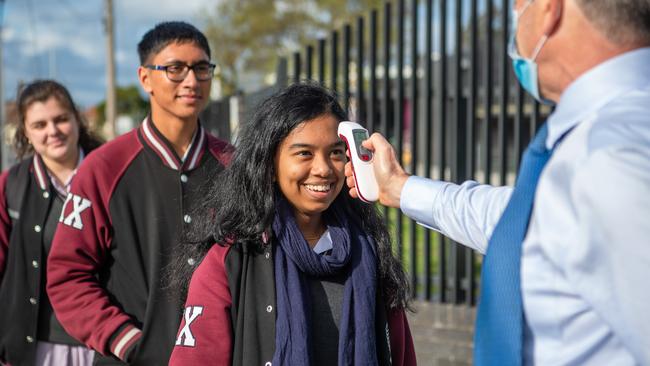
[408, 0, 419, 298]
[343, 24, 352, 115]
[318, 39, 326, 84]
[276, 57, 288, 88]
[293, 52, 301, 83]
[368, 9, 378, 132]
[423, 0, 434, 301]
[356, 16, 366, 124]
[437, 0, 448, 303]
[331, 30, 339, 92]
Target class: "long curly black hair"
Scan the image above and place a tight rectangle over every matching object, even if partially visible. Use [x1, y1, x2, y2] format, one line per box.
[167, 82, 411, 310]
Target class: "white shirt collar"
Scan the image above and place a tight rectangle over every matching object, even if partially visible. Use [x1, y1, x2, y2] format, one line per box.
[48, 149, 85, 197]
[312, 229, 333, 255]
[546, 47, 650, 149]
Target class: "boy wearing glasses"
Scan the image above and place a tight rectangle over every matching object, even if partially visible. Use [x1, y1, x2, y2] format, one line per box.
[46, 22, 232, 365]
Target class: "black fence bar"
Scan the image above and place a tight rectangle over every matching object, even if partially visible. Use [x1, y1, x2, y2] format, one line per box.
[408, 0, 419, 298]
[483, 0, 494, 186]
[451, 0, 467, 305]
[473, 0, 499, 306]
[423, 0, 433, 301]
[466, 0, 479, 306]
[318, 38, 326, 85]
[498, 0, 509, 186]
[306, 45, 314, 80]
[356, 16, 366, 124]
[467, 0, 478, 180]
[437, 0, 448, 303]
[380, 1, 392, 225]
[343, 25, 352, 115]
[395, 0, 405, 261]
[396, 0, 405, 162]
[368, 9, 378, 132]
[331, 31, 339, 92]
[514, 84, 526, 173]
[293, 52, 301, 83]
[381, 1, 391, 137]
[533, 101, 543, 131]
[452, 0, 463, 183]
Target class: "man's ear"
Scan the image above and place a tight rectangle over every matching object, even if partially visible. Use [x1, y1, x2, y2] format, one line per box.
[541, 0, 563, 37]
[138, 66, 153, 94]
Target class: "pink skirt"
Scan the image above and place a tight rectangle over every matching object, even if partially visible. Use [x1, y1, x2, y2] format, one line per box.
[35, 341, 95, 366]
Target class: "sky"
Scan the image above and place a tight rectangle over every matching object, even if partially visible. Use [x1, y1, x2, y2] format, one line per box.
[1, 0, 215, 108]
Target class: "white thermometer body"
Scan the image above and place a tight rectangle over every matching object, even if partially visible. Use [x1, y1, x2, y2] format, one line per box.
[337, 121, 379, 203]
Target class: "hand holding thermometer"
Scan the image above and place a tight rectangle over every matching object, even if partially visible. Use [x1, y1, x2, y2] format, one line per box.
[338, 121, 379, 203]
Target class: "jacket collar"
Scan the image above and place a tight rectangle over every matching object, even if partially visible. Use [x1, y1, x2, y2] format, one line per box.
[32, 154, 49, 191]
[32, 150, 85, 196]
[138, 116, 207, 171]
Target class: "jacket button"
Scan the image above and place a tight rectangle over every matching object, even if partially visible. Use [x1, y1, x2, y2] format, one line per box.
[34, 225, 42, 233]
[29, 297, 37, 305]
[184, 215, 192, 224]
[265, 363, 272, 366]
[187, 258, 196, 266]
[180, 174, 188, 183]
[26, 336, 34, 343]
[266, 305, 273, 313]
[32, 260, 39, 268]
[43, 191, 50, 199]
[265, 252, 270, 259]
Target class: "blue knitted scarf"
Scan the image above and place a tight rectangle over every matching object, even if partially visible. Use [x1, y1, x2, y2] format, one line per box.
[271, 198, 378, 365]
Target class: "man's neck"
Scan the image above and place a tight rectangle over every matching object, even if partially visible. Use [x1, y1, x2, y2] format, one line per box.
[150, 109, 198, 158]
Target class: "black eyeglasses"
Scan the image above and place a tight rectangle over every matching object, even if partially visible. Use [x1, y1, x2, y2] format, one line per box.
[144, 62, 216, 82]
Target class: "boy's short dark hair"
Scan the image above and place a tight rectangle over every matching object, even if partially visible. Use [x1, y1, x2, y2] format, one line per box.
[137, 21, 211, 65]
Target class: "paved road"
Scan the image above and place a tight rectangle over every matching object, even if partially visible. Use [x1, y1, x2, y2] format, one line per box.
[406, 301, 475, 366]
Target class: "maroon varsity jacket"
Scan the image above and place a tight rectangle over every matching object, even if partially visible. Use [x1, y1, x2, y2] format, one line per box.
[169, 242, 418, 366]
[46, 118, 232, 365]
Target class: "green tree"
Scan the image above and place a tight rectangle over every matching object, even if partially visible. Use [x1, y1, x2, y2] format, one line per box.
[96, 85, 148, 127]
[202, 0, 383, 95]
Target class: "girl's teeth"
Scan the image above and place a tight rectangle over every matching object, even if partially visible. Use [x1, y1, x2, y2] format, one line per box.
[306, 184, 331, 192]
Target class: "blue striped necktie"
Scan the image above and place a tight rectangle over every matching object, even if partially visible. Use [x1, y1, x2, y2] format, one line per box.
[474, 123, 551, 366]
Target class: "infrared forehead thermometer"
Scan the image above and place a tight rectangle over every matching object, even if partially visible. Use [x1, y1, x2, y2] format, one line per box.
[338, 121, 379, 203]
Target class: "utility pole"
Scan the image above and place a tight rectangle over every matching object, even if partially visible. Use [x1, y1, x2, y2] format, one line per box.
[104, 0, 117, 139]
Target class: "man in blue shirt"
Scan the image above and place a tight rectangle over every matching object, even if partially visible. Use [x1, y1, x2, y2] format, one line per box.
[345, 0, 650, 365]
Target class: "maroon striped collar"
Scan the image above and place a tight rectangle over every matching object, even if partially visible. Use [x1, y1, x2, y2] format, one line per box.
[32, 150, 85, 197]
[139, 116, 207, 171]
[32, 154, 49, 191]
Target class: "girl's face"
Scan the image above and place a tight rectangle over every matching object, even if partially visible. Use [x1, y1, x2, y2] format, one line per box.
[23, 96, 80, 164]
[274, 114, 347, 220]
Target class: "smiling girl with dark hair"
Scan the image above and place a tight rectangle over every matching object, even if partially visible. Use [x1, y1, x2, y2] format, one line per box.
[169, 82, 416, 366]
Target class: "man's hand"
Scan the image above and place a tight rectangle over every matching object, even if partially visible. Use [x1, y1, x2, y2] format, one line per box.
[344, 132, 409, 208]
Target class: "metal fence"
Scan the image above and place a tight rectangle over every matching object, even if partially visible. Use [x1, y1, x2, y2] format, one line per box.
[288, 0, 550, 305]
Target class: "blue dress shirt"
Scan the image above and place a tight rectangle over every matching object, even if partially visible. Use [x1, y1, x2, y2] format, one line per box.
[400, 48, 650, 365]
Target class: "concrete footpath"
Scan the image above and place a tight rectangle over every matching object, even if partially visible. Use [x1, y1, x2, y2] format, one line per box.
[406, 301, 476, 366]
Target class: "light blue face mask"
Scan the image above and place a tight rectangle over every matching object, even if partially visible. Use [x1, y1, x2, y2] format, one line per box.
[508, 1, 554, 105]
